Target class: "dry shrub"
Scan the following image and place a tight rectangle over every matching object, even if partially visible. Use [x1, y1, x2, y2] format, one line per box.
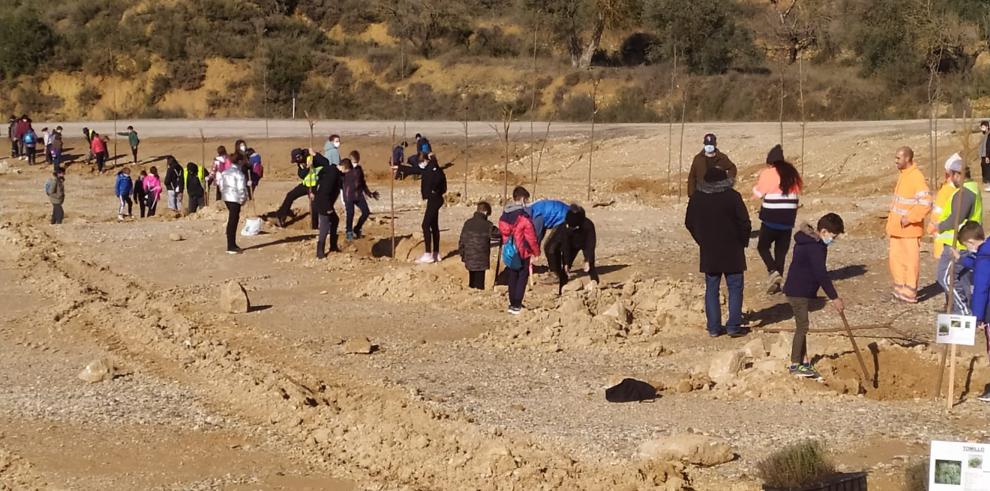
[756, 440, 836, 489]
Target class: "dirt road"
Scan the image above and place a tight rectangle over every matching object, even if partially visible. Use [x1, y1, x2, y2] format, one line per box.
[1, 120, 988, 489]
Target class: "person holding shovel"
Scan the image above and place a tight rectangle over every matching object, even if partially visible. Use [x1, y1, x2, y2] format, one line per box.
[782, 213, 845, 379]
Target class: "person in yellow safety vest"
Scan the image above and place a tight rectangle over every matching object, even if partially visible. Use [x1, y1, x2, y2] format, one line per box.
[275, 148, 328, 230]
[935, 153, 983, 314]
[930, 166, 956, 259]
[887, 146, 932, 304]
[184, 162, 207, 214]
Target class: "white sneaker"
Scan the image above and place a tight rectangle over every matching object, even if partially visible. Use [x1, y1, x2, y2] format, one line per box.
[415, 253, 435, 264]
[984, 185, 990, 192]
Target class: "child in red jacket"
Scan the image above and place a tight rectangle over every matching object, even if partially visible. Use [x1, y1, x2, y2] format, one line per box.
[498, 186, 540, 315]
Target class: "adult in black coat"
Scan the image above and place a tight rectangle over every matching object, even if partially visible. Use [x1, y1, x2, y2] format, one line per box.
[458, 201, 500, 290]
[685, 166, 751, 338]
[545, 204, 599, 294]
[313, 158, 345, 258]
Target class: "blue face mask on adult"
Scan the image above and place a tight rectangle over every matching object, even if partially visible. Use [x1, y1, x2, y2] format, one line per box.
[822, 237, 833, 246]
[704, 145, 716, 154]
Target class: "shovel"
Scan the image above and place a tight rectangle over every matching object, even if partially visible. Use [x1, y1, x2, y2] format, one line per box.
[839, 311, 872, 386]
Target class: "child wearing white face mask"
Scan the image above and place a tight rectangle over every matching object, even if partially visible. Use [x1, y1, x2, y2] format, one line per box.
[324, 134, 342, 165]
[782, 213, 845, 379]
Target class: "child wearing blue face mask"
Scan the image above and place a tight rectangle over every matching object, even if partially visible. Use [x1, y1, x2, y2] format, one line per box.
[782, 213, 845, 378]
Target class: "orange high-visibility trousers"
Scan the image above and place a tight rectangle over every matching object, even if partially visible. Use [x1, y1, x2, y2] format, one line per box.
[890, 237, 921, 303]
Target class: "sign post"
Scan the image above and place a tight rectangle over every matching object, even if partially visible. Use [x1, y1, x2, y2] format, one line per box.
[935, 313, 977, 410]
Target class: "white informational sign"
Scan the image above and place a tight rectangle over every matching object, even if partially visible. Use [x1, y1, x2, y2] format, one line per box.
[931, 441, 990, 490]
[936, 314, 977, 346]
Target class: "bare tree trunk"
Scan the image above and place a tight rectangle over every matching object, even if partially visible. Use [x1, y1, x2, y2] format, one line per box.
[533, 115, 555, 198]
[529, 21, 539, 182]
[678, 88, 687, 203]
[490, 109, 513, 205]
[779, 59, 785, 146]
[577, 11, 606, 69]
[463, 113, 469, 201]
[668, 45, 677, 196]
[588, 77, 600, 201]
[799, 55, 806, 176]
[390, 127, 396, 258]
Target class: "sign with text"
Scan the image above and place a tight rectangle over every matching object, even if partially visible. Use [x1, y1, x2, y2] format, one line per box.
[931, 441, 990, 490]
[936, 314, 977, 346]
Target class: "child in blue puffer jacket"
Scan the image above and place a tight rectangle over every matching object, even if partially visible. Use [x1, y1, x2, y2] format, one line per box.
[115, 167, 133, 220]
[528, 199, 570, 243]
[956, 221, 990, 402]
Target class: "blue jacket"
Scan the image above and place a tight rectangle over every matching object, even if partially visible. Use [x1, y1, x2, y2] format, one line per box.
[782, 224, 838, 300]
[528, 200, 569, 229]
[115, 172, 133, 197]
[967, 241, 990, 323]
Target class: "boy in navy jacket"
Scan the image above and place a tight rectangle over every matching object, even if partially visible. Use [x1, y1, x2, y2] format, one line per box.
[956, 221, 990, 402]
[782, 213, 845, 379]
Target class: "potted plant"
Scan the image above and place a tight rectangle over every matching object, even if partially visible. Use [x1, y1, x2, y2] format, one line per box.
[757, 440, 867, 491]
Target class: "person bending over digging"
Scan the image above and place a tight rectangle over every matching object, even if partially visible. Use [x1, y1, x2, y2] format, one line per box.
[782, 213, 845, 379]
[545, 204, 599, 295]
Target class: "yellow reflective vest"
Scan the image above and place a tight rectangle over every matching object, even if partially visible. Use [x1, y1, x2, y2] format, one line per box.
[936, 180, 983, 249]
[301, 156, 322, 188]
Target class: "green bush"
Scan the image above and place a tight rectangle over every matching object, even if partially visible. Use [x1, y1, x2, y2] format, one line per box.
[468, 27, 521, 58]
[558, 93, 595, 122]
[647, 0, 759, 75]
[756, 440, 836, 489]
[76, 85, 103, 109]
[145, 75, 171, 106]
[169, 59, 208, 91]
[599, 86, 661, 123]
[0, 9, 58, 80]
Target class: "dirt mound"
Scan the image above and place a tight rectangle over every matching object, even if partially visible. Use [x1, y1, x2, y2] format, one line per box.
[358, 262, 469, 302]
[486, 276, 705, 350]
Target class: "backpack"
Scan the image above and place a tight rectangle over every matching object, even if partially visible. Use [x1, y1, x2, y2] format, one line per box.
[605, 378, 657, 403]
[250, 154, 263, 178]
[502, 235, 523, 271]
[23, 132, 35, 145]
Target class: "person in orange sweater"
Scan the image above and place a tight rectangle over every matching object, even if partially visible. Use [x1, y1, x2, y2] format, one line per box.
[887, 146, 932, 303]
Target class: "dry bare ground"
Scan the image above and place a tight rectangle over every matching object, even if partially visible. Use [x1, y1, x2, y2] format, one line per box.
[1, 119, 989, 490]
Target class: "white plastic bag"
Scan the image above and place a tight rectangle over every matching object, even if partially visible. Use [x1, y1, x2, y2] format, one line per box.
[241, 217, 263, 236]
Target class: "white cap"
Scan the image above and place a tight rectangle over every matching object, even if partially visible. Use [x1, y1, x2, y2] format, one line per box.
[945, 153, 964, 173]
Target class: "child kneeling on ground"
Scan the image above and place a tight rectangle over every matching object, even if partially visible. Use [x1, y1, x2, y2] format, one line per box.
[958, 221, 990, 402]
[782, 213, 845, 378]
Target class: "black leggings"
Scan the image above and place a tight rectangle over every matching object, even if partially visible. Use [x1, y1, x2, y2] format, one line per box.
[277, 184, 317, 229]
[468, 270, 485, 290]
[225, 201, 241, 251]
[422, 195, 442, 254]
[757, 225, 792, 275]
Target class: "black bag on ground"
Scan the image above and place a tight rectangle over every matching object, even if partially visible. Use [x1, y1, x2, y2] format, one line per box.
[605, 378, 657, 403]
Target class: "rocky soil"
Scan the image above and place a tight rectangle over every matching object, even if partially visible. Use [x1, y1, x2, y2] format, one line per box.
[1, 119, 988, 490]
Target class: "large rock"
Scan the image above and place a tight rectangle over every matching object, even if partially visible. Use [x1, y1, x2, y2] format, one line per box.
[78, 358, 115, 383]
[599, 301, 631, 325]
[637, 434, 734, 466]
[343, 337, 374, 354]
[742, 338, 768, 359]
[708, 350, 745, 383]
[168, 233, 183, 242]
[769, 332, 792, 360]
[220, 281, 250, 314]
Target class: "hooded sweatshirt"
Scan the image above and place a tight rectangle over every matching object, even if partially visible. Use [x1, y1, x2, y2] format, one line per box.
[143, 173, 162, 201]
[498, 204, 540, 260]
[966, 240, 990, 324]
[528, 200, 570, 229]
[782, 223, 838, 300]
[115, 172, 133, 197]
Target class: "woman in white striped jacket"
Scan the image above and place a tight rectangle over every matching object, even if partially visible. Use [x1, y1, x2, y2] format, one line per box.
[753, 145, 803, 295]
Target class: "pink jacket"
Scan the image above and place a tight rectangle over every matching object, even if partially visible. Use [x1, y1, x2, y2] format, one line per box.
[752, 165, 801, 198]
[143, 174, 162, 199]
[91, 136, 106, 154]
